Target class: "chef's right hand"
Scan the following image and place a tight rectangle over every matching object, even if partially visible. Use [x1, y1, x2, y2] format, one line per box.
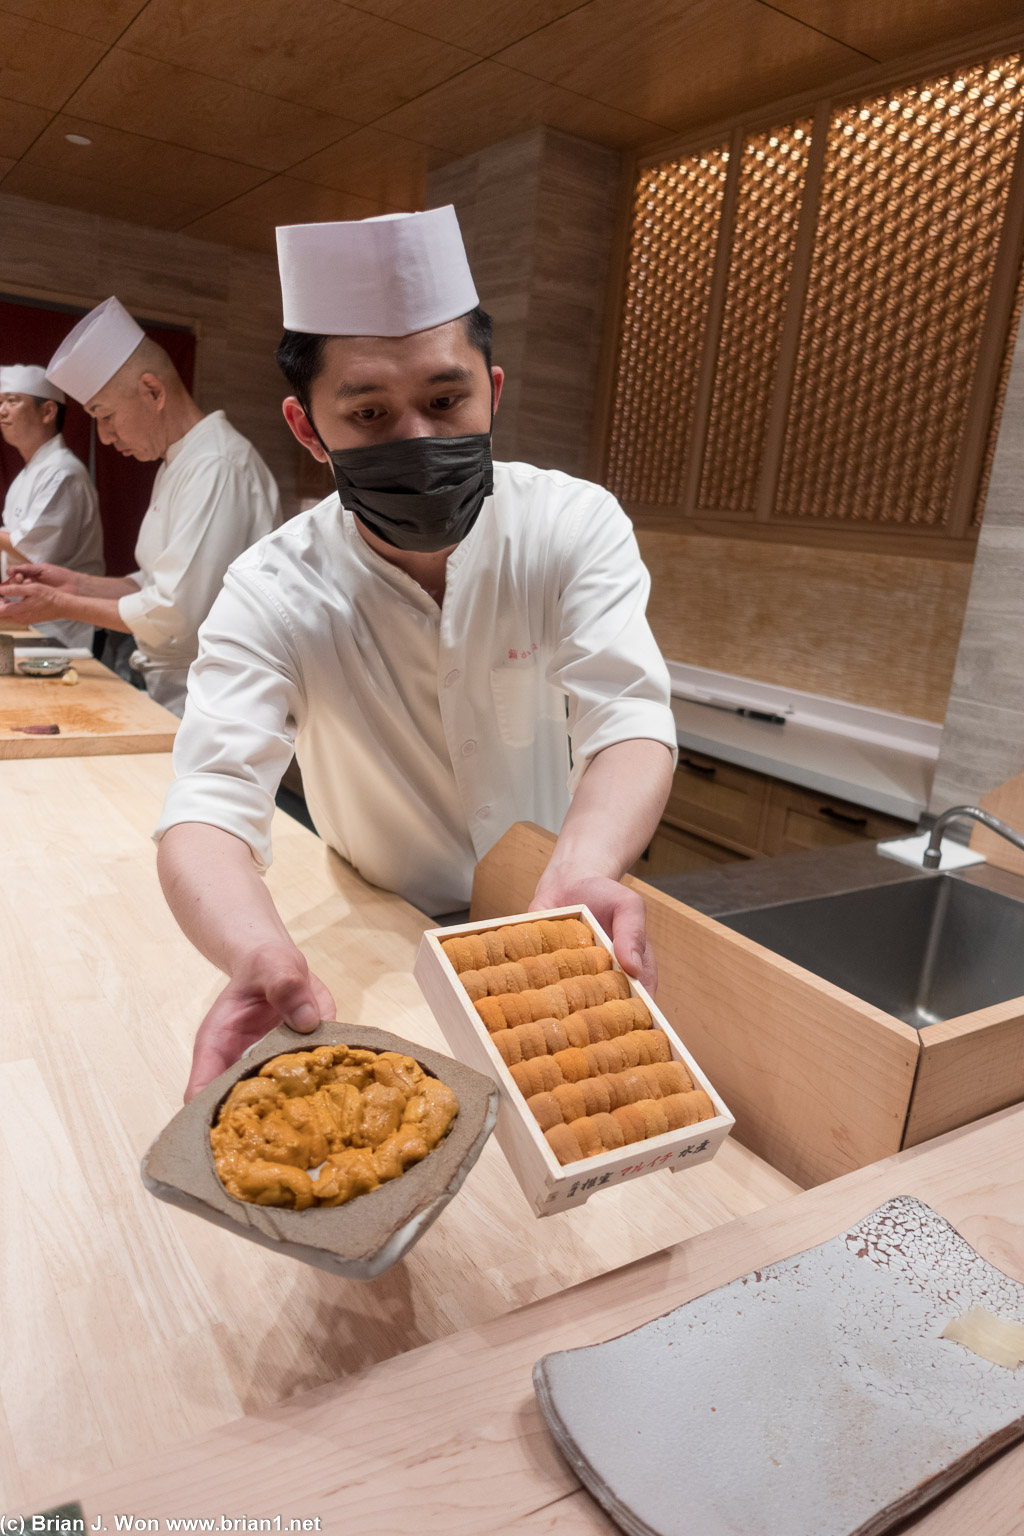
[0, 562, 79, 592]
[185, 942, 336, 1102]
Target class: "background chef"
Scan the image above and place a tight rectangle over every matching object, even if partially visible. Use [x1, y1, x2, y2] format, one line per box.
[0, 297, 282, 715]
[154, 207, 679, 1099]
[0, 364, 104, 650]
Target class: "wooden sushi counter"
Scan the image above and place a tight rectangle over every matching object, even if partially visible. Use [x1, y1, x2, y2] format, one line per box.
[0, 753, 799, 1510]
[46, 1102, 1024, 1533]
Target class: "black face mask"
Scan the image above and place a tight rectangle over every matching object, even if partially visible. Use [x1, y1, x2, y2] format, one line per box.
[309, 413, 494, 553]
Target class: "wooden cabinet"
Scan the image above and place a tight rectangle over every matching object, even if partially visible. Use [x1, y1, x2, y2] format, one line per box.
[664, 751, 768, 853]
[651, 750, 915, 867]
[633, 823, 747, 880]
[761, 782, 914, 857]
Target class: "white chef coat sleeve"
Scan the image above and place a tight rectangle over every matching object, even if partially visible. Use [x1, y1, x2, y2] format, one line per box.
[547, 490, 678, 796]
[118, 455, 256, 650]
[7, 469, 94, 568]
[153, 570, 302, 872]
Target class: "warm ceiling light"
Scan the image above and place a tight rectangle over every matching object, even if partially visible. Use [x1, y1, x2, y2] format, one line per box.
[65, 133, 92, 146]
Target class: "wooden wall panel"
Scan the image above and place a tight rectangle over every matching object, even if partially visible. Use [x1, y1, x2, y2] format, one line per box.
[0, 191, 302, 518]
[905, 999, 1024, 1147]
[636, 528, 973, 721]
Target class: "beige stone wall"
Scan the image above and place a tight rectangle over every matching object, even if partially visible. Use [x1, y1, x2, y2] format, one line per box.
[931, 317, 1024, 810]
[427, 126, 621, 476]
[0, 191, 301, 514]
[637, 529, 972, 724]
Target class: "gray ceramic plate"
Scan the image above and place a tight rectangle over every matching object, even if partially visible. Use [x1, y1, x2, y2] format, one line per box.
[142, 1021, 499, 1280]
[535, 1196, 1024, 1536]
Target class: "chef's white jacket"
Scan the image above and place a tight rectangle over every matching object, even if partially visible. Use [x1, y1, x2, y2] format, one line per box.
[2, 433, 104, 649]
[156, 461, 678, 916]
[117, 410, 281, 715]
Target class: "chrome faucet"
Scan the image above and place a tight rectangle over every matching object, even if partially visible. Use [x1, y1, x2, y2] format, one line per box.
[923, 805, 1024, 868]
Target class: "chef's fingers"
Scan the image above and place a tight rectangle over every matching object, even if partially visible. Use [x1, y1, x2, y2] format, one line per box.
[185, 989, 264, 1101]
[310, 970, 338, 1022]
[608, 885, 658, 995]
[262, 957, 324, 1034]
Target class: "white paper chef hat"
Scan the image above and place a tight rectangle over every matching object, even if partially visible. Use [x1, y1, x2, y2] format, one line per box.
[45, 296, 146, 404]
[277, 206, 479, 337]
[0, 364, 65, 403]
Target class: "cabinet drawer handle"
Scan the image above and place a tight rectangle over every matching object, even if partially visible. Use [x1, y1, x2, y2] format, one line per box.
[819, 806, 868, 828]
[681, 757, 716, 778]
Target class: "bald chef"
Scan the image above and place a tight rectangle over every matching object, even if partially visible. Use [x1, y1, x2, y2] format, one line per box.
[155, 208, 679, 1098]
[0, 298, 281, 714]
[0, 365, 104, 650]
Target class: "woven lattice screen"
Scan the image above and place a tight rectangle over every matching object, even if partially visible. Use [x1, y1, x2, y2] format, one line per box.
[606, 148, 729, 505]
[605, 49, 1024, 543]
[698, 121, 813, 515]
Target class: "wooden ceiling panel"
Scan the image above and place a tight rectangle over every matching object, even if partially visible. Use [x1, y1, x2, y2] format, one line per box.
[496, 0, 870, 133]
[765, 0, 1024, 66]
[0, 11, 107, 110]
[290, 126, 432, 207]
[374, 59, 668, 153]
[341, 0, 589, 56]
[180, 176, 385, 252]
[120, 0, 478, 123]
[3, 0, 1023, 251]
[0, 93, 50, 158]
[19, 116, 269, 214]
[0, 159, 196, 227]
[0, 0, 148, 44]
[64, 50, 356, 171]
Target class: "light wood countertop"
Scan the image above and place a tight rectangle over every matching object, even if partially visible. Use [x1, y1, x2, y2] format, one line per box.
[49, 1103, 1024, 1533]
[0, 754, 798, 1509]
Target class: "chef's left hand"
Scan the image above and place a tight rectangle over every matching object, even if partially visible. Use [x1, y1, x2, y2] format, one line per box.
[529, 874, 656, 994]
[0, 581, 62, 624]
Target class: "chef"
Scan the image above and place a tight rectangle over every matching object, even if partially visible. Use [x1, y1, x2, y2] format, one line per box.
[0, 297, 282, 715]
[0, 364, 104, 650]
[154, 207, 679, 1098]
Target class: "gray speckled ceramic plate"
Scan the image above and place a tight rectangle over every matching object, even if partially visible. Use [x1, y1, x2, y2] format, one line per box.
[535, 1196, 1024, 1536]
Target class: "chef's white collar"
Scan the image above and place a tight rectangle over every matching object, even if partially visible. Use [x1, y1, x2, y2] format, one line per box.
[164, 409, 220, 466]
[25, 432, 66, 468]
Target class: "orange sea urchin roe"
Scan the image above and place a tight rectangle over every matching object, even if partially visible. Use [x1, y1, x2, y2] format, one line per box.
[210, 1045, 459, 1209]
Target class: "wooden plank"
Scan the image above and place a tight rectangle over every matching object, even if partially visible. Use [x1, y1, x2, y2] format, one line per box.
[472, 822, 921, 1187]
[0, 657, 176, 758]
[971, 770, 1024, 877]
[0, 758, 797, 1507]
[38, 1104, 1024, 1530]
[907, 997, 1024, 1147]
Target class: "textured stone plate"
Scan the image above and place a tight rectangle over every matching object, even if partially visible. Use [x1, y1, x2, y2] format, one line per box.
[535, 1196, 1024, 1536]
[142, 1021, 498, 1280]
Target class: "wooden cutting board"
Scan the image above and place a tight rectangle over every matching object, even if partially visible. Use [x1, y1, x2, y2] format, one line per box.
[0, 658, 177, 757]
[535, 1196, 1024, 1536]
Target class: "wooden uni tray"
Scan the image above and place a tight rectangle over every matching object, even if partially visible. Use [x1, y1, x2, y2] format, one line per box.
[413, 905, 734, 1216]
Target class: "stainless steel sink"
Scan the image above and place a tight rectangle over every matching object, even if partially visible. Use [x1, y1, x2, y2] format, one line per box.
[718, 875, 1024, 1028]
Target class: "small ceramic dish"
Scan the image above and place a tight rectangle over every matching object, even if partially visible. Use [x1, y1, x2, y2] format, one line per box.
[17, 656, 70, 677]
[141, 1021, 499, 1279]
